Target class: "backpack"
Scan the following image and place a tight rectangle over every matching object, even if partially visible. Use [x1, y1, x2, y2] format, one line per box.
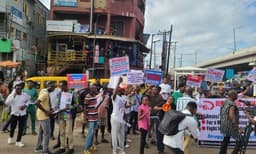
[158, 110, 186, 136]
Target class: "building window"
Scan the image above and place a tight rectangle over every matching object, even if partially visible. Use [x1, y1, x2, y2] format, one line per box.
[23, 1, 28, 16]
[23, 32, 27, 41]
[110, 21, 124, 37]
[15, 30, 21, 40]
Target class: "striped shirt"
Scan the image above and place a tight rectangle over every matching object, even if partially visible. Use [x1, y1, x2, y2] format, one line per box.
[84, 94, 98, 122]
[176, 94, 196, 111]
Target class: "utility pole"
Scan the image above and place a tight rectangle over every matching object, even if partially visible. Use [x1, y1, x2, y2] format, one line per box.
[233, 28, 236, 54]
[180, 53, 183, 67]
[166, 25, 173, 76]
[89, 0, 94, 33]
[195, 50, 197, 65]
[149, 34, 154, 69]
[173, 42, 177, 69]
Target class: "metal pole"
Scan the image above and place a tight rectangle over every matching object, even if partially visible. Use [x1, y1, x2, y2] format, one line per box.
[173, 42, 177, 69]
[233, 28, 236, 54]
[149, 34, 154, 69]
[89, 0, 94, 33]
[195, 50, 197, 65]
[166, 25, 173, 75]
[180, 53, 183, 67]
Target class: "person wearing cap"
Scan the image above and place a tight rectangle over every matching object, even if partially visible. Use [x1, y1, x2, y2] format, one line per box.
[5, 81, 30, 147]
[34, 81, 56, 154]
[23, 80, 38, 135]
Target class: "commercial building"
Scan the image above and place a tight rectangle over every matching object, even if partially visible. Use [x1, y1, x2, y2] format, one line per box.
[0, 0, 49, 77]
[48, 0, 149, 77]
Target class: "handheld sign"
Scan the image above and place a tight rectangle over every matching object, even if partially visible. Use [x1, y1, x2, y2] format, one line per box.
[144, 70, 162, 85]
[127, 71, 144, 85]
[109, 56, 130, 76]
[247, 67, 256, 82]
[205, 68, 225, 82]
[67, 74, 88, 89]
[186, 74, 202, 88]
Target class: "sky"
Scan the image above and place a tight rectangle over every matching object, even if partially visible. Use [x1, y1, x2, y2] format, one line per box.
[40, 0, 256, 68]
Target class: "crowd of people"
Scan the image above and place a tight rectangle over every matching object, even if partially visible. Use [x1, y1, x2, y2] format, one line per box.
[0, 73, 256, 154]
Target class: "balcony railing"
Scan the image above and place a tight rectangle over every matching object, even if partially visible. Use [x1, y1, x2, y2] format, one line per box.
[48, 50, 87, 65]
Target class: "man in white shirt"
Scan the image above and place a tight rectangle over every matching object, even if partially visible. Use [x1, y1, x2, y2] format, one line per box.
[159, 77, 172, 101]
[163, 102, 199, 154]
[6, 81, 30, 147]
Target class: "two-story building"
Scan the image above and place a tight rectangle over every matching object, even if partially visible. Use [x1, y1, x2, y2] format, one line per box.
[48, 0, 149, 78]
[0, 0, 49, 77]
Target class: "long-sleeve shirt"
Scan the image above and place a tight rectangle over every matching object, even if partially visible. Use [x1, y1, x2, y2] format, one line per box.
[5, 92, 30, 116]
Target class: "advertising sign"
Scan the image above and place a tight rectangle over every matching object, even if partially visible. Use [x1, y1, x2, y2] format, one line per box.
[11, 6, 22, 25]
[46, 20, 73, 32]
[186, 74, 202, 88]
[205, 68, 225, 82]
[54, 0, 77, 7]
[127, 71, 144, 85]
[247, 67, 256, 82]
[144, 70, 162, 85]
[109, 56, 129, 76]
[198, 98, 256, 147]
[67, 74, 88, 89]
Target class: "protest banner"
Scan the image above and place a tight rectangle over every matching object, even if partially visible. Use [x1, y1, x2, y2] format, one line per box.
[186, 74, 202, 88]
[205, 68, 225, 82]
[67, 74, 88, 89]
[59, 92, 73, 110]
[109, 56, 129, 76]
[127, 71, 144, 85]
[198, 98, 256, 147]
[144, 70, 162, 85]
[108, 76, 127, 89]
[247, 67, 256, 82]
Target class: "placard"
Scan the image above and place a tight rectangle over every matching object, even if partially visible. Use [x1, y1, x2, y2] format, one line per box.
[205, 68, 225, 82]
[67, 74, 88, 89]
[59, 92, 73, 110]
[109, 56, 129, 76]
[127, 71, 144, 85]
[198, 98, 256, 147]
[144, 70, 162, 85]
[186, 74, 202, 88]
[247, 67, 256, 82]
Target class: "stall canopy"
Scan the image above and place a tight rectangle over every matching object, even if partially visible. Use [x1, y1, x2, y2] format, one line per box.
[174, 66, 207, 90]
[0, 60, 21, 68]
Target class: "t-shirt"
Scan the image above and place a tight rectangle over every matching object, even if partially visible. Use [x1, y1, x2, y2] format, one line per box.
[149, 94, 163, 116]
[36, 90, 51, 121]
[84, 94, 98, 122]
[23, 88, 38, 104]
[138, 104, 150, 131]
[159, 83, 172, 100]
[111, 95, 127, 123]
[172, 91, 182, 106]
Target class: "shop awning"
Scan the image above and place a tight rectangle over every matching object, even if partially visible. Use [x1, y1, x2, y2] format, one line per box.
[0, 60, 21, 68]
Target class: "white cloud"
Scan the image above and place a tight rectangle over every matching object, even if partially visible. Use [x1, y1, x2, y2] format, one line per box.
[144, 0, 256, 67]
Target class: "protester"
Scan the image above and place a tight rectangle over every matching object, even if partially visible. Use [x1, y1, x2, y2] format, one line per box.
[172, 83, 186, 109]
[111, 78, 127, 154]
[54, 80, 77, 154]
[219, 90, 241, 154]
[138, 95, 150, 154]
[23, 80, 38, 135]
[163, 102, 199, 154]
[95, 87, 110, 145]
[34, 81, 56, 154]
[6, 81, 30, 147]
[83, 84, 100, 154]
[159, 77, 172, 101]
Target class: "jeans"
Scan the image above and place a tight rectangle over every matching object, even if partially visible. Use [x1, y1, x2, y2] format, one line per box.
[219, 136, 241, 154]
[151, 116, 165, 152]
[24, 104, 36, 133]
[140, 128, 148, 154]
[9, 115, 26, 142]
[111, 118, 125, 153]
[36, 119, 51, 153]
[129, 111, 138, 133]
[84, 121, 97, 150]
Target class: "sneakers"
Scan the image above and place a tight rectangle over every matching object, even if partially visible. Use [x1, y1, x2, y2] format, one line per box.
[66, 149, 74, 154]
[16, 142, 24, 147]
[125, 144, 130, 148]
[34, 145, 43, 153]
[83, 150, 91, 154]
[54, 148, 65, 154]
[53, 143, 60, 149]
[90, 146, 97, 152]
[42, 150, 53, 154]
[8, 137, 14, 144]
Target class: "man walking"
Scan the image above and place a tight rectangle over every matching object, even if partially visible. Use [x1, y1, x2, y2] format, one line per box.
[219, 90, 241, 154]
[6, 81, 30, 147]
[34, 81, 56, 154]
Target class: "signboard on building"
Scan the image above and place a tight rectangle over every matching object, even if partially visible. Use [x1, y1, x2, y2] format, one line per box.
[144, 70, 162, 85]
[54, 0, 77, 7]
[0, 39, 11, 53]
[46, 20, 73, 32]
[11, 6, 22, 25]
[74, 24, 89, 33]
[205, 68, 225, 82]
[198, 98, 256, 147]
[109, 56, 130, 76]
[186, 74, 202, 88]
[67, 74, 88, 89]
